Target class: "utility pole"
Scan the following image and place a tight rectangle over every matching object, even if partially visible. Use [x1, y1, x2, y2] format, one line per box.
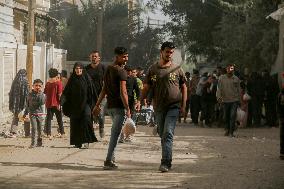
[26, 0, 35, 89]
[128, 0, 134, 39]
[96, 0, 104, 55]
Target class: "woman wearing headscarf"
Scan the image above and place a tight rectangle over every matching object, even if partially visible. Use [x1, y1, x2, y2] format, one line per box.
[62, 62, 98, 148]
[8, 69, 30, 137]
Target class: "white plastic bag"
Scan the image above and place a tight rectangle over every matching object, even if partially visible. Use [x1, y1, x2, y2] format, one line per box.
[236, 107, 245, 123]
[122, 118, 136, 136]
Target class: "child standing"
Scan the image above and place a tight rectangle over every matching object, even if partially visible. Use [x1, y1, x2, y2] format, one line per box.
[24, 79, 46, 148]
[44, 68, 65, 139]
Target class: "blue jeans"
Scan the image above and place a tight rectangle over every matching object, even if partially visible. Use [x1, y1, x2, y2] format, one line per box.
[30, 115, 44, 146]
[94, 99, 106, 130]
[106, 108, 126, 162]
[156, 108, 179, 166]
[223, 101, 239, 134]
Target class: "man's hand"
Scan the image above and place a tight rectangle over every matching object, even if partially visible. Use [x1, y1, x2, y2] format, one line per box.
[135, 101, 141, 112]
[180, 106, 186, 118]
[126, 108, 131, 118]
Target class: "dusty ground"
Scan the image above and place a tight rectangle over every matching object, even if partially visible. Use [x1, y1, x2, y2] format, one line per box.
[0, 117, 283, 189]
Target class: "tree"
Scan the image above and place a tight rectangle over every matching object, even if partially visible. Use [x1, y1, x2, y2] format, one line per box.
[101, 1, 129, 61]
[214, 0, 279, 70]
[61, 2, 99, 60]
[128, 27, 162, 69]
[54, 0, 162, 70]
[148, 0, 280, 71]
[148, 0, 223, 61]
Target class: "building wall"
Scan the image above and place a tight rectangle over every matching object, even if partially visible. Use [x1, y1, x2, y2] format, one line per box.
[0, 0, 16, 43]
[0, 42, 17, 119]
[0, 42, 67, 123]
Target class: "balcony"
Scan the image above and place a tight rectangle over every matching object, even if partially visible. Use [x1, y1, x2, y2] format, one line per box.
[14, 0, 50, 10]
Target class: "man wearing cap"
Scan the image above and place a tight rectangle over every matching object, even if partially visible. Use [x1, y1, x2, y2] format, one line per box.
[93, 47, 130, 170]
[216, 64, 241, 137]
[137, 41, 187, 172]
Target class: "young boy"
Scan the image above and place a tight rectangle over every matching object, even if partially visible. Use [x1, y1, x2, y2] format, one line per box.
[24, 79, 46, 148]
[44, 68, 64, 139]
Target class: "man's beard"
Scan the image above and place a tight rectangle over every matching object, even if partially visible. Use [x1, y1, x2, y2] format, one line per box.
[227, 72, 233, 76]
[162, 56, 171, 63]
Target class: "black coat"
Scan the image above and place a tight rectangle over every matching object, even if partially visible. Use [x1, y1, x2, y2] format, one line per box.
[9, 69, 30, 114]
[62, 62, 97, 145]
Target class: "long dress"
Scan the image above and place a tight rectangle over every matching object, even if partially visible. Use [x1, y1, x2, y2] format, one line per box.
[63, 64, 97, 147]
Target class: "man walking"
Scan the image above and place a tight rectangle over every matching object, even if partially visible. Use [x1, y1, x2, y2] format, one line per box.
[216, 64, 241, 137]
[137, 41, 187, 172]
[86, 50, 106, 138]
[189, 69, 200, 126]
[93, 47, 130, 170]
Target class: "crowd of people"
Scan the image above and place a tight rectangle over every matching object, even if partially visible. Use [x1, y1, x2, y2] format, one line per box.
[5, 41, 284, 172]
[185, 66, 280, 131]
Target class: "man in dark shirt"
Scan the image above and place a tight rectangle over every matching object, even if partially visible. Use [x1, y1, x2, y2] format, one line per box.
[119, 66, 140, 143]
[125, 66, 140, 116]
[93, 47, 130, 170]
[86, 50, 106, 138]
[137, 41, 187, 172]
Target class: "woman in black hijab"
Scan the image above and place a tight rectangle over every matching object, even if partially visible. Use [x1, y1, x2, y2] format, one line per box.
[63, 62, 97, 148]
[9, 69, 30, 136]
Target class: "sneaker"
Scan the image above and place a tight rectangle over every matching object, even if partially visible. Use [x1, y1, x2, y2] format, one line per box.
[81, 143, 89, 149]
[48, 135, 53, 140]
[159, 164, 169, 172]
[37, 138, 43, 147]
[103, 161, 118, 170]
[75, 144, 82, 148]
[124, 136, 133, 142]
[224, 131, 229, 136]
[29, 144, 36, 148]
[54, 133, 62, 138]
[118, 137, 124, 143]
[7, 133, 16, 138]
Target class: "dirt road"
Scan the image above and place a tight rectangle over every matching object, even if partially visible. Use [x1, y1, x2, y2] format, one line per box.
[0, 118, 283, 189]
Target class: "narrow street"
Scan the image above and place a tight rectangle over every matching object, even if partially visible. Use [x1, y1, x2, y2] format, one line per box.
[0, 117, 283, 189]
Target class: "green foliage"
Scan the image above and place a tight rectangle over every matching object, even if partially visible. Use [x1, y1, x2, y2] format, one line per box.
[102, 1, 129, 61]
[62, 3, 99, 60]
[149, 0, 280, 72]
[54, 0, 161, 69]
[128, 27, 162, 69]
[214, 0, 279, 71]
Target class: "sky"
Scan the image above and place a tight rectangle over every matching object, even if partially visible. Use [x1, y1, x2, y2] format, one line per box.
[141, 0, 170, 23]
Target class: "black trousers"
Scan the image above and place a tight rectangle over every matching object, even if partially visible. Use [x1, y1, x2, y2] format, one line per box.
[280, 118, 284, 154]
[45, 107, 64, 135]
[190, 95, 200, 124]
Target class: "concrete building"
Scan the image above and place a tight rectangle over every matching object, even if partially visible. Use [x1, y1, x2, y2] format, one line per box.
[0, 0, 67, 122]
